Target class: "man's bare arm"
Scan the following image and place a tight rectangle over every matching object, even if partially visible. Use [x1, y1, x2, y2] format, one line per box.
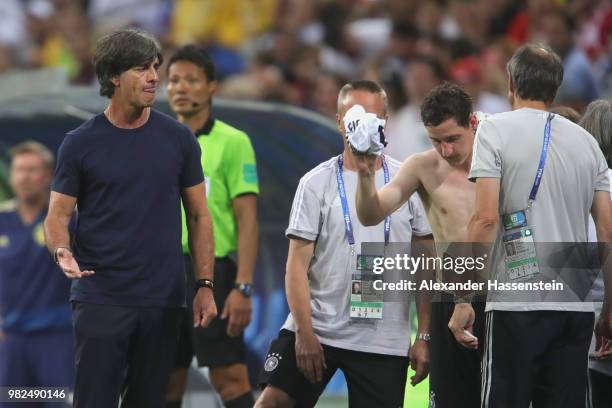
[286, 237, 327, 383]
[221, 193, 258, 337]
[409, 234, 433, 385]
[44, 192, 93, 278]
[44, 191, 76, 253]
[182, 182, 214, 282]
[467, 178, 501, 243]
[182, 182, 217, 327]
[449, 177, 500, 349]
[286, 237, 316, 337]
[232, 194, 258, 284]
[356, 154, 424, 226]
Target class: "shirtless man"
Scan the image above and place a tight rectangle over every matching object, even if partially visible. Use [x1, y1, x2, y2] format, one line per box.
[355, 82, 485, 408]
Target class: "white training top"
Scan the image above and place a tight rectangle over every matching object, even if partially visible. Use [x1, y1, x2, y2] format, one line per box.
[470, 108, 610, 312]
[283, 155, 431, 356]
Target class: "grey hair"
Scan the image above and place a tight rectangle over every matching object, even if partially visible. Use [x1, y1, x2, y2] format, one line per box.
[506, 43, 564, 104]
[579, 99, 612, 167]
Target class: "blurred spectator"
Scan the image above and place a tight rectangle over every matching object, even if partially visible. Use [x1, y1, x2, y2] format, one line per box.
[217, 53, 288, 103]
[0, 46, 15, 74]
[533, 9, 599, 110]
[0, 142, 74, 401]
[385, 56, 445, 161]
[480, 40, 518, 97]
[449, 56, 510, 114]
[387, 21, 420, 65]
[313, 71, 343, 118]
[171, 0, 277, 48]
[1, 0, 612, 123]
[0, 0, 27, 49]
[594, 8, 612, 98]
[89, 0, 171, 38]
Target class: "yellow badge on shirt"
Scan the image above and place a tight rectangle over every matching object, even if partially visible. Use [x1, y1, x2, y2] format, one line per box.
[0, 235, 9, 248]
[33, 223, 46, 247]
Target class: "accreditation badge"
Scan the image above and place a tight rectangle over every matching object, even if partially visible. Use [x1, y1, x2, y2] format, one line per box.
[350, 254, 383, 319]
[501, 210, 540, 280]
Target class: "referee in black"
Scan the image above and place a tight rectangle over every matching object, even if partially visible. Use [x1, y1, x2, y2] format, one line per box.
[44, 29, 217, 408]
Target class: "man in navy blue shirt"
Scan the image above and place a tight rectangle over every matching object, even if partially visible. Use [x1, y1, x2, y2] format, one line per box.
[44, 29, 217, 408]
[0, 141, 73, 407]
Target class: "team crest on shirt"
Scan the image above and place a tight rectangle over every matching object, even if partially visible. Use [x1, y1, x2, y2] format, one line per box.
[264, 352, 282, 372]
[33, 223, 46, 247]
[0, 235, 9, 248]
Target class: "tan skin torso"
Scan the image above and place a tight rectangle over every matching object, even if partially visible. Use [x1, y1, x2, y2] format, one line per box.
[415, 150, 475, 243]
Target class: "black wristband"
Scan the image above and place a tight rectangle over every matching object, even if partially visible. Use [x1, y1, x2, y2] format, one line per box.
[196, 278, 214, 290]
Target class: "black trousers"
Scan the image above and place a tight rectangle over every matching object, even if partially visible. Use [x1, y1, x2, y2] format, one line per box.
[481, 310, 594, 408]
[72, 302, 182, 408]
[588, 369, 612, 408]
[429, 296, 486, 408]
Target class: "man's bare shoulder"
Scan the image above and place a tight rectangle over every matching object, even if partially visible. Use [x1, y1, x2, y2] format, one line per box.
[404, 149, 440, 170]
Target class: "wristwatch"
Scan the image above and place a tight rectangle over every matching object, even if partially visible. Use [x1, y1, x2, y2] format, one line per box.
[416, 332, 431, 342]
[196, 278, 214, 291]
[234, 282, 254, 297]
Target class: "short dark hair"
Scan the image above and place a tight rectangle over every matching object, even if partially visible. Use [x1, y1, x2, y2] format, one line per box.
[167, 45, 216, 82]
[93, 29, 163, 98]
[420, 82, 473, 128]
[506, 43, 564, 104]
[337, 80, 388, 114]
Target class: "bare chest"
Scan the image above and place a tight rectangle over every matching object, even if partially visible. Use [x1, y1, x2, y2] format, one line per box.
[420, 169, 475, 242]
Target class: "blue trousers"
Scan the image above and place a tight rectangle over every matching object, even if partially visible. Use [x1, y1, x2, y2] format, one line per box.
[0, 329, 74, 408]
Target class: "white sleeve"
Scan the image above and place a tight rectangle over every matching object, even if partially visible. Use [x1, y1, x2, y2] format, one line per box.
[285, 177, 321, 241]
[469, 119, 503, 181]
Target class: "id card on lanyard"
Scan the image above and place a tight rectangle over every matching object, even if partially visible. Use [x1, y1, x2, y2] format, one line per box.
[336, 154, 390, 320]
[501, 113, 554, 280]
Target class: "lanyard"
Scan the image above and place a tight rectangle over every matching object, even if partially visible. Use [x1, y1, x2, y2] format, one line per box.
[336, 154, 391, 254]
[527, 112, 555, 209]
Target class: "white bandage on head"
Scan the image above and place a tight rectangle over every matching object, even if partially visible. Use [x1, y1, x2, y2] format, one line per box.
[343, 104, 387, 156]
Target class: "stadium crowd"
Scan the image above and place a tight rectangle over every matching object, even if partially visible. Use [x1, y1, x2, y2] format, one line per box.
[1, 0, 611, 124]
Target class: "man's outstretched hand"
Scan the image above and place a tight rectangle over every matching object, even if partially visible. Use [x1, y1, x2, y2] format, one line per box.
[56, 248, 94, 279]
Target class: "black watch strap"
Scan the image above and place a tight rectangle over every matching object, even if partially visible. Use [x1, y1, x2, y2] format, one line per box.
[196, 278, 214, 290]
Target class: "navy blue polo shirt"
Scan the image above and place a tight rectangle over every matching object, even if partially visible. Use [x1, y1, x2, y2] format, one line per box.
[51, 110, 204, 307]
[0, 202, 72, 333]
